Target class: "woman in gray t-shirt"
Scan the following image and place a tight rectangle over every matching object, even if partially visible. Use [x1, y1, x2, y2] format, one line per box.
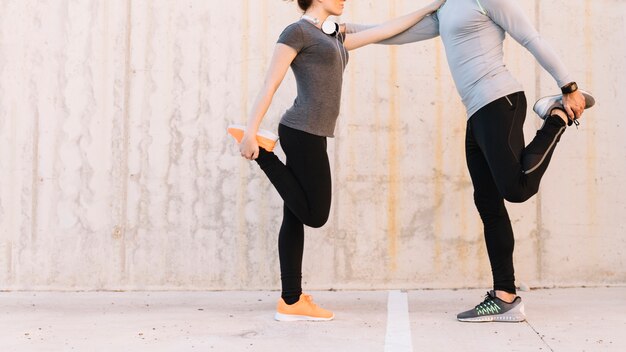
[228, 0, 445, 321]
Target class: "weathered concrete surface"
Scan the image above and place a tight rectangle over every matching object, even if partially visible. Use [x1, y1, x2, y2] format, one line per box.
[0, 1, 624, 290]
[1, 288, 625, 351]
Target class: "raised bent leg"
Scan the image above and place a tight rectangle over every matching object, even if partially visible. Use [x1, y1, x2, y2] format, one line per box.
[470, 92, 566, 203]
[255, 124, 332, 228]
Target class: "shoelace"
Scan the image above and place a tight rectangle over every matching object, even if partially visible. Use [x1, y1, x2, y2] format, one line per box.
[473, 292, 503, 315]
[475, 291, 496, 310]
[474, 292, 502, 315]
[303, 294, 319, 308]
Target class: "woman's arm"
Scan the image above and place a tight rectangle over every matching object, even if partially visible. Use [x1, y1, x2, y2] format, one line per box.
[240, 44, 297, 160]
[343, 15, 439, 46]
[343, 0, 444, 51]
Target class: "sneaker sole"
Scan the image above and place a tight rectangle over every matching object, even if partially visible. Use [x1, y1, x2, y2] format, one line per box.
[274, 312, 334, 322]
[227, 124, 278, 152]
[457, 314, 526, 323]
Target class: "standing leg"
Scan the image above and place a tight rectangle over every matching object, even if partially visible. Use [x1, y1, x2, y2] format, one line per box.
[465, 117, 516, 295]
[278, 205, 305, 304]
[457, 111, 526, 323]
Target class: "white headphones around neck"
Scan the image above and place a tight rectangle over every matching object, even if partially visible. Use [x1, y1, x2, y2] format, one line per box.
[321, 19, 339, 37]
[301, 14, 338, 37]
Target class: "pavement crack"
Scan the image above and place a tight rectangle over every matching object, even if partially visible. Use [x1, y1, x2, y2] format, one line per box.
[525, 320, 555, 352]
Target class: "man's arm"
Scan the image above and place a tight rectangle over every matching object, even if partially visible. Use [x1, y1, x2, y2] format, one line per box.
[343, 12, 440, 46]
[482, 0, 585, 119]
[482, 0, 572, 87]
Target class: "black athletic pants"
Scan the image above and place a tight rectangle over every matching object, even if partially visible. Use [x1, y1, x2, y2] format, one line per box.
[255, 124, 332, 304]
[466, 92, 566, 294]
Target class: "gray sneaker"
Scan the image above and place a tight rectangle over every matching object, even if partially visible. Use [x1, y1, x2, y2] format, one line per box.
[532, 90, 596, 125]
[457, 291, 526, 323]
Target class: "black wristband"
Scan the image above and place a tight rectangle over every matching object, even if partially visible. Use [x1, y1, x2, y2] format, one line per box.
[561, 82, 578, 94]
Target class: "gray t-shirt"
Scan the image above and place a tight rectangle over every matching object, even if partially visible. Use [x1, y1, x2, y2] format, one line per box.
[347, 0, 572, 119]
[278, 19, 349, 137]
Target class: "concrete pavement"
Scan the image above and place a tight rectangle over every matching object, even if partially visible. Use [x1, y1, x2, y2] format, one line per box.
[1, 287, 625, 351]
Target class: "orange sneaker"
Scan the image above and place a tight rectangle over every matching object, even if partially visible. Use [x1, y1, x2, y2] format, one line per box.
[274, 294, 334, 321]
[227, 124, 279, 152]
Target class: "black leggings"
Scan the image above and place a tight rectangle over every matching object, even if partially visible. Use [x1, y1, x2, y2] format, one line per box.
[466, 92, 566, 294]
[255, 124, 332, 304]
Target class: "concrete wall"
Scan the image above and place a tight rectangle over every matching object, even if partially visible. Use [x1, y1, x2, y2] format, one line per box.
[0, 0, 624, 291]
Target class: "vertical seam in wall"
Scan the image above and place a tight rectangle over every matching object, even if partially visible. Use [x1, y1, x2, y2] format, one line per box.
[583, 0, 596, 246]
[120, 0, 133, 278]
[237, 0, 250, 286]
[31, 101, 39, 245]
[28, 0, 41, 245]
[433, 40, 443, 274]
[534, 0, 543, 282]
[387, 1, 399, 273]
[332, 20, 341, 280]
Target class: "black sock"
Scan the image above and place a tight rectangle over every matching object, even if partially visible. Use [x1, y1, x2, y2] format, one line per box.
[549, 107, 574, 126]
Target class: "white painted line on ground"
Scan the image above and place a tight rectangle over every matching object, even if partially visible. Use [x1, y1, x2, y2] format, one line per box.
[384, 290, 413, 352]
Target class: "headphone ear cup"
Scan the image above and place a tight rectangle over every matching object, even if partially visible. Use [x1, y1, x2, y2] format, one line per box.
[322, 20, 338, 37]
